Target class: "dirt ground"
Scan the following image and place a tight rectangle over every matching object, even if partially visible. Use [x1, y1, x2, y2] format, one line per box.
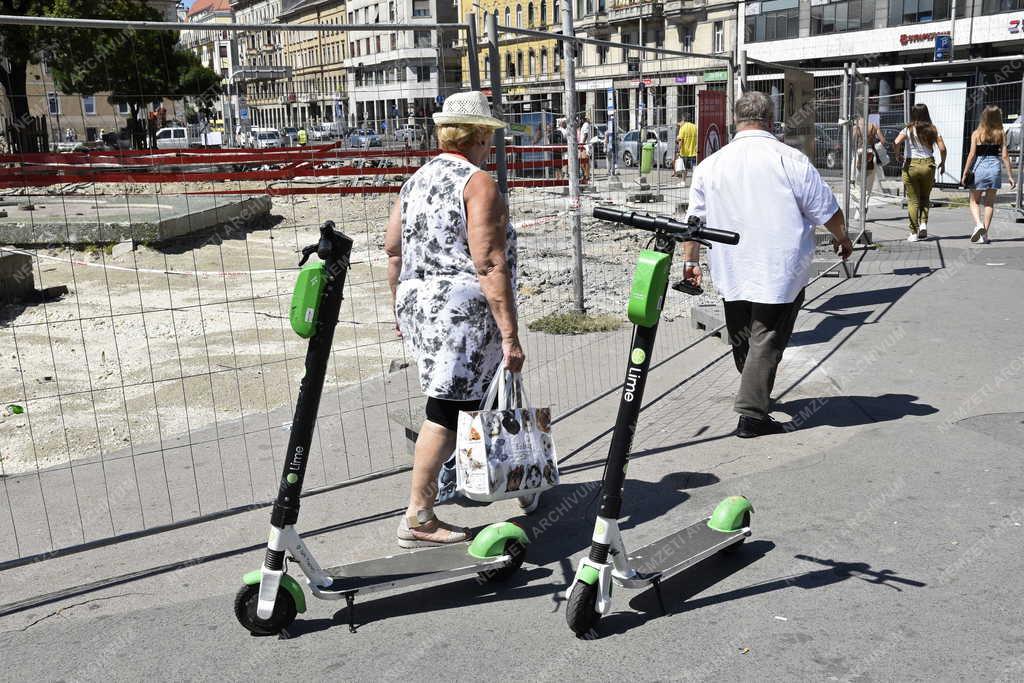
[0, 178, 671, 476]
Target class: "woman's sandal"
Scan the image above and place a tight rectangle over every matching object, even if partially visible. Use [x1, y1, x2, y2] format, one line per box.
[396, 509, 470, 549]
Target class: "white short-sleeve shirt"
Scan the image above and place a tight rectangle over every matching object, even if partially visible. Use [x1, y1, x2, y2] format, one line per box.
[686, 129, 839, 304]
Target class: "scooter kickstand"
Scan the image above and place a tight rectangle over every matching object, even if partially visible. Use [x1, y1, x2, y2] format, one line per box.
[651, 576, 670, 617]
[345, 593, 358, 633]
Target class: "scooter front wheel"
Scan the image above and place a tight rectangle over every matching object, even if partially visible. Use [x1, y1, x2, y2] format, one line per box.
[234, 583, 297, 636]
[566, 581, 601, 637]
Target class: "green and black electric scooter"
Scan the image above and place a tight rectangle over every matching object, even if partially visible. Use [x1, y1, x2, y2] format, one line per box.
[565, 207, 750, 636]
[234, 221, 528, 636]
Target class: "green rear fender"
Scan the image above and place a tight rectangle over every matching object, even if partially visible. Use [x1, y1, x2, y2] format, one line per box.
[707, 495, 754, 533]
[467, 521, 529, 559]
[243, 569, 307, 614]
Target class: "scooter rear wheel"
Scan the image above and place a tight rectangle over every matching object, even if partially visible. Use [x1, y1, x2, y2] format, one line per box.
[719, 511, 751, 555]
[566, 582, 601, 637]
[477, 539, 527, 583]
[234, 583, 297, 636]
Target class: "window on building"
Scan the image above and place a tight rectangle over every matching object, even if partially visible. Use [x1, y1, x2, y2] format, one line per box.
[506, 53, 515, 78]
[516, 4, 523, 26]
[553, 45, 560, 72]
[981, 0, 1024, 12]
[554, 0, 560, 23]
[654, 28, 664, 47]
[713, 21, 725, 52]
[416, 65, 431, 82]
[529, 49, 536, 74]
[391, 33, 397, 50]
[47, 92, 60, 115]
[745, 0, 800, 42]
[117, 101, 131, 115]
[376, 36, 382, 52]
[397, 66, 407, 81]
[413, 0, 430, 16]
[528, 2, 535, 25]
[541, 0, 548, 24]
[812, 0, 876, 34]
[348, 11, 354, 22]
[681, 26, 693, 51]
[540, 49, 548, 74]
[516, 51, 524, 78]
[888, 0, 950, 24]
[414, 30, 432, 47]
[597, 45, 609, 64]
[81, 95, 96, 115]
[505, 6, 511, 24]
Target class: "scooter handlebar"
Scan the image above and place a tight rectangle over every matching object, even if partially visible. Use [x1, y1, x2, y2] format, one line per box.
[592, 206, 739, 245]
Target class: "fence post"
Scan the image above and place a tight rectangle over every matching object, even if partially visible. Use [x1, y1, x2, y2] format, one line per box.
[857, 79, 868, 245]
[739, 50, 748, 93]
[841, 63, 851, 235]
[466, 13, 481, 91]
[485, 11, 508, 197]
[1017, 72, 1024, 221]
[726, 58, 735, 137]
[561, 2, 585, 314]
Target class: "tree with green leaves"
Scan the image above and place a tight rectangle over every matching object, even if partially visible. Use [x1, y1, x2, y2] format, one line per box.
[0, 0, 222, 150]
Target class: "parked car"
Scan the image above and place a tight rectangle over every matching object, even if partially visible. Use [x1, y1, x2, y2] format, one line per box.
[395, 123, 425, 143]
[348, 128, 382, 147]
[251, 128, 284, 149]
[281, 126, 299, 146]
[618, 127, 671, 169]
[814, 123, 843, 170]
[588, 124, 609, 158]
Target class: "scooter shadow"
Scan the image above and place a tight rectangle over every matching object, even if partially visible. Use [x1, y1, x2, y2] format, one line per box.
[302, 566, 557, 634]
[580, 540, 775, 639]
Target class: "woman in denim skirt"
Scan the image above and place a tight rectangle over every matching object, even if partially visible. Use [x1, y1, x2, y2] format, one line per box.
[962, 105, 1017, 244]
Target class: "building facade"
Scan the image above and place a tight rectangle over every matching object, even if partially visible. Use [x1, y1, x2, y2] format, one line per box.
[573, 0, 738, 132]
[182, 0, 239, 131]
[740, 0, 1024, 94]
[343, 0, 460, 130]
[279, 0, 349, 128]
[232, 0, 293, 130]
[460, 1, 564, 116]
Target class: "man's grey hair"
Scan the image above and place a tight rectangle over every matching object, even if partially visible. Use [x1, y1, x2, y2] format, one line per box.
[734, 91, 773, 127]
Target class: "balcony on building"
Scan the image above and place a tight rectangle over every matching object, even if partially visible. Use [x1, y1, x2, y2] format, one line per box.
[663, 0, 706, 21]
[607, 0, 663, 23]
[234, 64, 294, 81]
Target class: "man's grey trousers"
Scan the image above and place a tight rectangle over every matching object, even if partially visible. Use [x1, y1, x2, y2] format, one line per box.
[723, 289, 805, 420]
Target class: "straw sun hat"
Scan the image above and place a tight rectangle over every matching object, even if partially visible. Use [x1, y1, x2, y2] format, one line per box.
[432, 91, 505, 129]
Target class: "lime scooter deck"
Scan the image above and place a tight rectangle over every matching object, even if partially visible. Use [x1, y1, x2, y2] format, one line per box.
[617, 519, 750, 589]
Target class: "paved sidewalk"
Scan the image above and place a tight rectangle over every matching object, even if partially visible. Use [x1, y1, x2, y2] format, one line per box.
[1, 203, 1022, 681]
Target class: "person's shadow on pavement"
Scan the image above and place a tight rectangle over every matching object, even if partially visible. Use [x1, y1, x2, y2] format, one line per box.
[776, 393, 938, 430]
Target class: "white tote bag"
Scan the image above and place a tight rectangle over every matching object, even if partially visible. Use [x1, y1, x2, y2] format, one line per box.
[455, 371, 559, 502]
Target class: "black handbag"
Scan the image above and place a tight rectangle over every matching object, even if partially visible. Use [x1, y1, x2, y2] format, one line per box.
[963, 170, 975, 188]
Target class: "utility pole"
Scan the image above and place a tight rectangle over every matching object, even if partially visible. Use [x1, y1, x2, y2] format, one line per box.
[562, 1, 585, 313]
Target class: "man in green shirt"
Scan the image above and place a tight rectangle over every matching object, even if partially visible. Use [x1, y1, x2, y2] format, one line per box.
[675, 114, 698, 183]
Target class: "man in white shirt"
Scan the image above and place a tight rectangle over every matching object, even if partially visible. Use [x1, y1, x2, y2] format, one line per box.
[680, 91, 853, 438]
[577, 112, 592, 183]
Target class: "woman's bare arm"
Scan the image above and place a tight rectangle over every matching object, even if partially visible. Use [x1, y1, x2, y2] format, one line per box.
[465, 172, 524, 372]
[963, 132, 977, 185]
[936, 134, 947, 173]
[1002, 135, 1016, 185]
[384, 197, 402, 300]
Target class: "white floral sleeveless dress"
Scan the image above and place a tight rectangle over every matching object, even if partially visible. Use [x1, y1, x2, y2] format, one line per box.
[395, 153, 517, 401]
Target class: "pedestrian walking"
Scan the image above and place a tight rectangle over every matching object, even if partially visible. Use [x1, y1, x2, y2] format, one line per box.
[297, 126, 308, 146]
[578, 112, 592, 184]
[679, 91, 852, 438]
[962, 105, 1017, 244]
[384, 91, 529, 547]
[675, 114, 697, 183]
[894, 104, 946, 241]
[605, 116, 618, 175]
[851, 115, 888, 220]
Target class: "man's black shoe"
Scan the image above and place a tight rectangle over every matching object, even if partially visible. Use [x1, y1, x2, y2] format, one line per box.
[736, 415, 789, 438]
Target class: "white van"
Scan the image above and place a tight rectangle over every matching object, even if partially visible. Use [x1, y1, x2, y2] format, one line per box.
[155, 125, 223, 150]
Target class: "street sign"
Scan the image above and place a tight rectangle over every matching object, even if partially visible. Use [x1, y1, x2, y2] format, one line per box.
[606, 87, 615, 113]
[435, 94, 445, 107]
[934, 34, 952, 61]
[239, 106, 250, 120]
